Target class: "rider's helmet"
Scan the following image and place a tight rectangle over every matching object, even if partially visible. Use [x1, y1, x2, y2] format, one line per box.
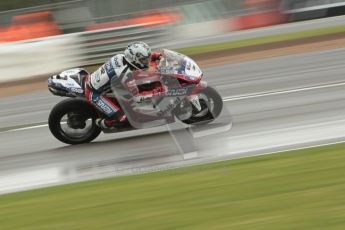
[124, 42, 152, 70]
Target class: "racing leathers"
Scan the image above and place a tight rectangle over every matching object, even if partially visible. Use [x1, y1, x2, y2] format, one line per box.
[85, 52, 162, 128]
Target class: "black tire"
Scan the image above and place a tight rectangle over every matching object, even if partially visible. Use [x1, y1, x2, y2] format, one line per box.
[180, 86, 223, 125]
[48, 98, 101, 145]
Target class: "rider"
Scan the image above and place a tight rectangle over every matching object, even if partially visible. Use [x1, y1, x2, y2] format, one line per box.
[85, 41, 163, 128]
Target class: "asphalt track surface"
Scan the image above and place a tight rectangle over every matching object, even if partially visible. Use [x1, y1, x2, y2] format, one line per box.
[0, 47, 345, 194]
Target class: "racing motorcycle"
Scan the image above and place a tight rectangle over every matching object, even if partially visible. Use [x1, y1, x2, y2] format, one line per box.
[48, 49, 223, 145]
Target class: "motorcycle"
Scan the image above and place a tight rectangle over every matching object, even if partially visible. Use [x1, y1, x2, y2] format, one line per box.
[47, 49, 223, 145]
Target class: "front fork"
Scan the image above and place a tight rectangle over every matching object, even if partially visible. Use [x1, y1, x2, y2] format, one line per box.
[188, 80, 208, 112]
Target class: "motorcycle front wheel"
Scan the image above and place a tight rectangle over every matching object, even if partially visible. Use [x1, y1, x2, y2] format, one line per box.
[178, 86, 223, 125]
[48, 98, 101, 145]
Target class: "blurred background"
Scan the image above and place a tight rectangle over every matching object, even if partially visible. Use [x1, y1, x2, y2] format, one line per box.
[1, 0, 345, 39]
[1, 2, 345, 226]
[0, 0, 345, 82]
[1, 0, 345, 36]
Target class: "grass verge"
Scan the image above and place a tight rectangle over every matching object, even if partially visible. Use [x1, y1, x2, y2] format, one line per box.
[177, 25, 345, 56]
[1, 143, 345, 229]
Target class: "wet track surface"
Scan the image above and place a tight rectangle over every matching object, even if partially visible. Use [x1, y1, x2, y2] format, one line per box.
[1, 48, 345, 193]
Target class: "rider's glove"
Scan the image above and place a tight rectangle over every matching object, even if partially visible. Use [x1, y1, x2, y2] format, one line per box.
[151, 52, 162, 61]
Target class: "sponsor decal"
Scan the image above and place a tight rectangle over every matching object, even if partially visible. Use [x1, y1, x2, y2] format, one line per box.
[129, 48, 134, 55]
[65, 82, 75, 87]
[105, 61, 115, 77]
[160, 68, 177, 75]
[166, 88, 188, 96]
[113, 57, 121, 68]
[184, 75, 195, 81]
[96, 100, 113, 115]
[70, 87, 84, 94]
[157, 97, 182, 117]
[92, 72, 101, 83]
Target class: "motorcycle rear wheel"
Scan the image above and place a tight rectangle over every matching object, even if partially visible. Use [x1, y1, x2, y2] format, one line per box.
[48, 98, 101, 145]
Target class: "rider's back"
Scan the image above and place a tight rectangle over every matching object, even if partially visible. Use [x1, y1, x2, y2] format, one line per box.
[89, 54, 131, 92]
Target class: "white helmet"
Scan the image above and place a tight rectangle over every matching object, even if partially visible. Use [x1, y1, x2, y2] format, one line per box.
[124, 42, 152, 69]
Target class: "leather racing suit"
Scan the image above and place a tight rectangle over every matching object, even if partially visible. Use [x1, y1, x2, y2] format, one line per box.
[85, 52, 162, 126]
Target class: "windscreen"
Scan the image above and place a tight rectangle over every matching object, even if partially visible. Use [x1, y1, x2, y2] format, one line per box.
[157, 49, 203, 79]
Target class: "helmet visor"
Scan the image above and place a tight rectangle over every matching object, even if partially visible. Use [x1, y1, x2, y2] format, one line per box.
[139, 55, 151, 69]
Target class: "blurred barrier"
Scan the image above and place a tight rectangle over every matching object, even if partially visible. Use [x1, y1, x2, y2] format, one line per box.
[0, 11, 62, 42]
[0, 21, 171, 82]
[282, 0, 345, 21]
[0, 0, 343, 44]
[1, 4, 345, 84]
[167, 19, 234, 40]
[79, 23, 170, 66]
[0, 35, 83, 83]
[85, 9, 180, 31]
[234, 10, 287, 30]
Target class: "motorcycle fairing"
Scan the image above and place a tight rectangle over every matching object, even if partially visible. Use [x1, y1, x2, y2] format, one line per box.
[48, 68, 88, 97]
[111, 49, 204, 129]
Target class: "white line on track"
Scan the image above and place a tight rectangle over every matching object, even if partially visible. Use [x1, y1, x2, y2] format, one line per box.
[222, 81, 345, 101]
[2, 81, 345, 133]
[11, 124, 48, 131]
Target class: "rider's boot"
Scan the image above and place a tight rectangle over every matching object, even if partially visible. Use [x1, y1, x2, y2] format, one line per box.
[96, 114, 128, 129]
